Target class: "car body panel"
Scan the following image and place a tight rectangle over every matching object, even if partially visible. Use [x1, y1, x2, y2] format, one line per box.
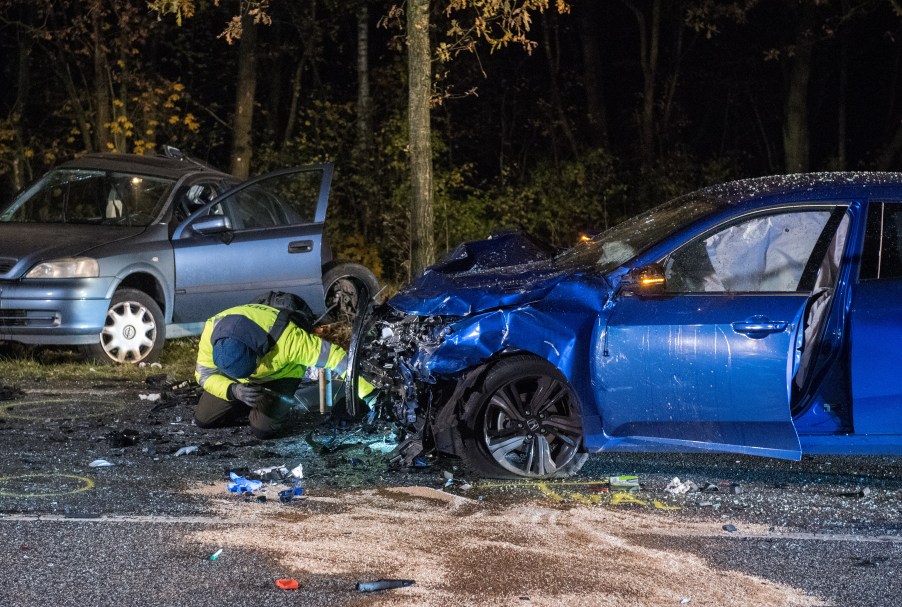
[850, 277, 902, 434]
[597, 292, 805, 458]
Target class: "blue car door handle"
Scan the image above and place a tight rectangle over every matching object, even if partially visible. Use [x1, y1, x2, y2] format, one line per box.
[288, 240, 313, 253]
[732, 319, 788, 338]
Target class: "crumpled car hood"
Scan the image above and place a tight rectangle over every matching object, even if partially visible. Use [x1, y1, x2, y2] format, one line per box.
[390, 231, 584, 317]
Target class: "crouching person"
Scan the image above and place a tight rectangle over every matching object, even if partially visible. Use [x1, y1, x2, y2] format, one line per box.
[193, 303, 375, 438]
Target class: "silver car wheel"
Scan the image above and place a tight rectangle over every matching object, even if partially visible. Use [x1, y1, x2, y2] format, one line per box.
[100, 299, 158, 363]
[481, 374, 583, 478]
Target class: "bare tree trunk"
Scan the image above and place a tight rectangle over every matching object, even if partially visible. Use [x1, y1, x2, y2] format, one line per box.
[91, 0, 110, 152]
[231, 11, 258, 178]
[783, 3, 815, 173]
[577, 0, 608, 148]
[623, 0, 660, 172]
[542, 13, 579, 161]
[59, 53, 95, 151]
[283, 58, 306, 144]
[408, 0, 434, 278]
[282, 1, 316, 145]
[10, 27, 33, 190]
[356, 4, 372, 151]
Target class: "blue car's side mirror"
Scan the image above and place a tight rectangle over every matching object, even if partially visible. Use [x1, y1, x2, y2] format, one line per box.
[621, 263, 666, 296]
[191, 215, 232, 235]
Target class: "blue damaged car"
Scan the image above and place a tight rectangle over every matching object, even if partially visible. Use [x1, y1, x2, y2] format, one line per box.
[350, 173, 902, 478]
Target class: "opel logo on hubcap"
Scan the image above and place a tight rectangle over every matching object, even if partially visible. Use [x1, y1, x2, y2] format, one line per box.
[123, 325, 136, 340]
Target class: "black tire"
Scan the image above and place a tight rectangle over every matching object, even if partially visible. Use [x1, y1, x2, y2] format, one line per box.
[321, 261, 379, 325]
[83, 288, 165, 364]
[456, 355, 588, 479]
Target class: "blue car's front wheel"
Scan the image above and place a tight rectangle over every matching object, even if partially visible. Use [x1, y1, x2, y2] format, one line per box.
[458, 355, 587, 479]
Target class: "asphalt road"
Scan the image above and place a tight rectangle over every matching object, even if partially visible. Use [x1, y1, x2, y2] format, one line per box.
[1, 376, 901, 606]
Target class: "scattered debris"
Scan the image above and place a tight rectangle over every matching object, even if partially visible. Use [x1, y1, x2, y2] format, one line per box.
[144, 374, 173, 387]
[209, 548, 223, 561]
[88, 459, 114, 467]
[227, 472, 263, 494]
[279, 483, 305, 503]
[356, 579, 416, 592]
[840, 487, 871, 498]
[253, 465, 291, 481]
[700, 482, 719, 492]
[664, 477, 698, 494]
[275, 579, 299, 590]
[609, 475, 640, 491]
[291, 464, 304, 479]
[138, 393, 161, 402]
[174, 445, 199, 457]
[680, 598, 691, 604]
[722, 524, 738, 533]
[107, 429, 139, 448]
[852, 555, 890, 567]
[728, 483, 743, 495]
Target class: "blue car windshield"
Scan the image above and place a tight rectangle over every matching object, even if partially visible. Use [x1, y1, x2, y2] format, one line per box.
[0, 168, 175, 226]
[555, 192, 723, 273]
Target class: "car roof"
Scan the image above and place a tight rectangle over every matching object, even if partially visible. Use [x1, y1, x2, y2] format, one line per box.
[700, 171, 902, 208]
[58, 152, 229, 180]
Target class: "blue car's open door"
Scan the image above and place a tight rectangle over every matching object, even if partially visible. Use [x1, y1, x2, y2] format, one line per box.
[170, 165, 332, 327]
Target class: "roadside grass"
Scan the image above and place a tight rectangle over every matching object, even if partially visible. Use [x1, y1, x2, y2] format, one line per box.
[0, 338, 199, 383]
[0, 314, 362, 385]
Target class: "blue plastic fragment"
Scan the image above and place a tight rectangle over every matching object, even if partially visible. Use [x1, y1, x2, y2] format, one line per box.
[279, 481, 304, 503]
[227, 472, 263, 494]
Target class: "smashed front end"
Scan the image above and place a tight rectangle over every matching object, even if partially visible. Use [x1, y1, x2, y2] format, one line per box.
[352, 305, 461, 466]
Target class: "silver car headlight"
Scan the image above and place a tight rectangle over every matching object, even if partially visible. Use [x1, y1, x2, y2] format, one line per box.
[24, 257, 99, 279]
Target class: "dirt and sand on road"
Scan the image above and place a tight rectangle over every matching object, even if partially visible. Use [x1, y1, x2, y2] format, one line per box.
[187, 482, 821, 606]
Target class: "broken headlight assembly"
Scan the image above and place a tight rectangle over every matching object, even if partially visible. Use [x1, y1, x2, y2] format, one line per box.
[348, 302, 458, 465]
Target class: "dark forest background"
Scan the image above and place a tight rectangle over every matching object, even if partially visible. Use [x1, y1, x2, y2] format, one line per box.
[3, 0, 902, 282]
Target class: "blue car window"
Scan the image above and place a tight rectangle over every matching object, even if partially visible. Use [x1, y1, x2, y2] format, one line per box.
[860, 202, 902, 280]
[224, 186, 283, 230]
[206, 169, 320, 232]
[665, 210, 832, 292]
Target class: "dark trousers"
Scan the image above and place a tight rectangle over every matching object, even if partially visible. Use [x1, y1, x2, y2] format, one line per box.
[194, 377, 302, 439]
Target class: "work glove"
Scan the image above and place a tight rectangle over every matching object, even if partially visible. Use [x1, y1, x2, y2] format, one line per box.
[228, 382, 267, 407]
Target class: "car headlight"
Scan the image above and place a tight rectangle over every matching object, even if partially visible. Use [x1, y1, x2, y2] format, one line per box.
[24, 257, 99, 279]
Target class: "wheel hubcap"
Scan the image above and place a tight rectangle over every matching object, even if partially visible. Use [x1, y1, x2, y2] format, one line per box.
[100, 301, 156, 363]
[482, 374, 582, 477]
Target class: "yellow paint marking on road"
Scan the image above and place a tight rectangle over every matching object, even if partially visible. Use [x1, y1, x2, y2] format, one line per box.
[535, 483, 566, 502]
[0, 473, 95, 498]
[566, 492, 602, 505]
[610, 492, 648, 506]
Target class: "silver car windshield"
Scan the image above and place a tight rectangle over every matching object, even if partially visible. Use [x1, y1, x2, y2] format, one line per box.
[554, 192, 723, 273]
[0, 169, 175, 226]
